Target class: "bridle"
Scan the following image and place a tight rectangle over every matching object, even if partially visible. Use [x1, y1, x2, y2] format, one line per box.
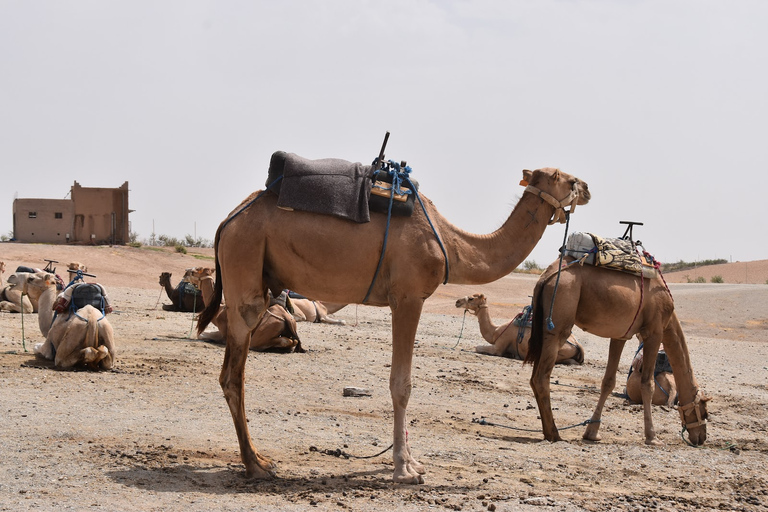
[524, 180, 581, 225]
[678, 389, 707, 430]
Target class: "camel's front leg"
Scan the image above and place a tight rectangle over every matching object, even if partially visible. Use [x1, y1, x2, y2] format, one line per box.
[529, 351, 560, 442]
[583, 338, 626, 441]
[390, 296, 426, 484]
[221, 299, 276, 479]
[639, 335, 663, 445]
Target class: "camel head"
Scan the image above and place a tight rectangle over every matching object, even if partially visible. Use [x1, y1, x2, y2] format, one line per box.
[455, 293, 487, 313]
[67, 262, 87, 273]
[183, 267, 214, 286]
[679, 390, 710, 446]
[521, 168, 591, 224]
[22, 272, 58, 293]
[159, 272, 172, 285]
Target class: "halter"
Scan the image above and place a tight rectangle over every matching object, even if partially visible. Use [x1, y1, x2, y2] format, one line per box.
[678, 389, 707, 430]
[524, 181, 581, 225]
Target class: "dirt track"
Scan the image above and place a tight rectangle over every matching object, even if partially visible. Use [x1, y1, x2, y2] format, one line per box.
[1, 243, 767, 511]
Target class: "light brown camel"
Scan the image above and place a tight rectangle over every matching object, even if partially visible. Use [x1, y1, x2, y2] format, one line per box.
[28, 272, 115, 370]
[525, 257, 709, 447]
[0, 261, 5, 286]
[66, 262, 88, 282]
[197, 166, 589, 483]
[185, 267, 302, 352]
[626, 345, 677, 406]
[0, 272, 39, 313]
[287, 294, 346, 324]
[455, 293, 583, 364]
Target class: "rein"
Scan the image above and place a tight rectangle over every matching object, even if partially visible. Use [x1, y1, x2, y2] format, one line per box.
[524, 180, 580, 225]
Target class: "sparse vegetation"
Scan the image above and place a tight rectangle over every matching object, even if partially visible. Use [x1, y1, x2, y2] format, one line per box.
[685, 276, 707, 283]
[662, 259, 728, 273]
[175, 244, 187, 254]
[514, 259, 543, 274]
[711, 275, 724, 283]
[138, 232, 213, 248]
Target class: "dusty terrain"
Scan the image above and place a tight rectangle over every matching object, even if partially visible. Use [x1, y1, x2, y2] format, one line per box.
[1, 243, 767, 511]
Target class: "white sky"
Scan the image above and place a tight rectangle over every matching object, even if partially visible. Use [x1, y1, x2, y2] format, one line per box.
[2, 0, 766, 266]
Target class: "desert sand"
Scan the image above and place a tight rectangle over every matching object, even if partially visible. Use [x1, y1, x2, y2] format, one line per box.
[1, 243, 767, 511]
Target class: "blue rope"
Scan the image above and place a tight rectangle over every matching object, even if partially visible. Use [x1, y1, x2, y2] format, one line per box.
[363, 160, 450, 303]
[546, 211, 571, 330]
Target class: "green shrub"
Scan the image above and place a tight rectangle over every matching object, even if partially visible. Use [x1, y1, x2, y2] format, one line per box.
[175, 244, 187, 254]
[710, 275, 724, 283]
[128, 241, 142, 248]
[685, 276, 706, 283]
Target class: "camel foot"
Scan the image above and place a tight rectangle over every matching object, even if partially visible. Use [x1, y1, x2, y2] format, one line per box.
[644, 438, 664, 447]
[244, 453, 277, 480]
[582, 431, 602, 442]
[393, 464, 425, 484]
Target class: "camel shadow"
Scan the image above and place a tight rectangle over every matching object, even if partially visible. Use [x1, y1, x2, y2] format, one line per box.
[106, 464, 412, 495]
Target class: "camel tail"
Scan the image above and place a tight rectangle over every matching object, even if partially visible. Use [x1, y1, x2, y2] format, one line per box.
[524, 279, 547, 366]
[84, 308, 99, 349]
[197, 224, 224, 336]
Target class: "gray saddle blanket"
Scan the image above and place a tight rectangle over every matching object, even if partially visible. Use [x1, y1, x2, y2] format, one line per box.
[71, 283, 104, 310]
[273, 152, 373, 223]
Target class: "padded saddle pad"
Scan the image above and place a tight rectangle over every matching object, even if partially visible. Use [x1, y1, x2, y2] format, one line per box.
[71, 283, 104, 310]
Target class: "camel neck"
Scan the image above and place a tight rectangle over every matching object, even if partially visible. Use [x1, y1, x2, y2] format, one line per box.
[442, 190, 556, 284]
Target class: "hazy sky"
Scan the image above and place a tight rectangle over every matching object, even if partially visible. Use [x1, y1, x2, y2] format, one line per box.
[2, 1, 766, 266]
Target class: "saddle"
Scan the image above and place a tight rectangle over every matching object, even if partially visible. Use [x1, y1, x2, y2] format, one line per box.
[562, 232, 658, 278]
[71, 283, 105, 311]
[176, 281, 201, 299]
[265, 151, 419, 222]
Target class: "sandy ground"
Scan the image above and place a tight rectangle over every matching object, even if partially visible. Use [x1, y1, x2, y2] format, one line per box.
[1, 243, 767, 511]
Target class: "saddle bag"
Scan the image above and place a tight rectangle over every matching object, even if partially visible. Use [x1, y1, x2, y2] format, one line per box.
[71, 283, 104, 311]
[369, 169, 419, 217]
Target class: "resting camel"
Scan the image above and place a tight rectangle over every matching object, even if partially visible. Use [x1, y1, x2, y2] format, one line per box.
[0, 272, 40, 313]
[184, 267, 302, 352]
[197, 166, 590, 483]
[626, 345, 677, 406]
[66, 262, 88, 282]
[27, 272, 115, 370]
[0, 261, 5, 286]
[455, 293, 583, 364]
[159, 272, 202, 312]
[287, 293, 346, 324]
[525, 257, 709, 447]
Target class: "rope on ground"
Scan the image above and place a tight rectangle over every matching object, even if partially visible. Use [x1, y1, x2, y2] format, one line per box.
[452, 310, 468, 349]
[472, 416, 599, 433]
[21, 292, 27, 352]
[311, 443, 393, 460]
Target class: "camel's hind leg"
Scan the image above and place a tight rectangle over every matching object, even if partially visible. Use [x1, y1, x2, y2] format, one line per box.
[389, 296, 427, 484]
[529, 339, 562, 442]
[220, 290, 275, 479]
[583, 338, 626, 441]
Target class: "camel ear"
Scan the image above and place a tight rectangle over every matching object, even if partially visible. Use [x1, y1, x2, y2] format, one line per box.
[520, 169, 532, 187]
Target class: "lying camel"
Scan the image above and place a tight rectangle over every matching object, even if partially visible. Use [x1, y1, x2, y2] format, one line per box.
[526, 256, 709, 447]
[66, 262, 88, 282]
[28, 272, 115, 370]
[197, 165, 590, 483]
[286, 292, 346, 324]
[159, 272, 203, 312]
[0, 261, 5, 286]
[626, 345, 677, 406]
[0, 272, 39, 313]
[185, 267, 302, 352]
[455, 293, 583, 364]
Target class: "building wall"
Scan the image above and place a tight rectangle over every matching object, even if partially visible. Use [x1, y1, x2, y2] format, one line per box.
[12, 199, 75, 244]
[12, 181, 130, 245]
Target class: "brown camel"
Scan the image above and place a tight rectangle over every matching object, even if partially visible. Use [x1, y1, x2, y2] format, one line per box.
[66, 262, 88, 282]
[158, 272, 202, 312]
[27, 272, 115, 370]
[455, 293, 583, 364]
[0, 261, 5, 286]
[0, 271, 44, 313]
[198, 166, 590, 483]
[184, 267, 302, 352]
[525, 257, 709, 447]
[287, 293, 346, 324]
[626, 345, 677, 406]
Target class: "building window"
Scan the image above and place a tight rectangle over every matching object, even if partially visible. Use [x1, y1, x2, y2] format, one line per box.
[28, 212, 37, 219]
[55, 212, 63, 219]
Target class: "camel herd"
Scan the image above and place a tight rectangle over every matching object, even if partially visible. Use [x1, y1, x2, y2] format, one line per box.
[1, 160, 711, 485]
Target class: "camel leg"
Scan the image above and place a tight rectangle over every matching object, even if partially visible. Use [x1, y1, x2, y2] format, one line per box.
[583, 338, 626, 441]
[529, 331, 563, 442]
[389, 296, 426, 484]
[220, 292, 276, 479]
[639, 333, 663, 445]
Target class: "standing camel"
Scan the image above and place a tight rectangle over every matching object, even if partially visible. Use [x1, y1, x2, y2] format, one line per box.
[525, 257, 709, 447]
[185, 267, 302, 352]
[197, 166, 590, 483]
[158, 272, 202, 312]
[455, 293, 583, 363]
